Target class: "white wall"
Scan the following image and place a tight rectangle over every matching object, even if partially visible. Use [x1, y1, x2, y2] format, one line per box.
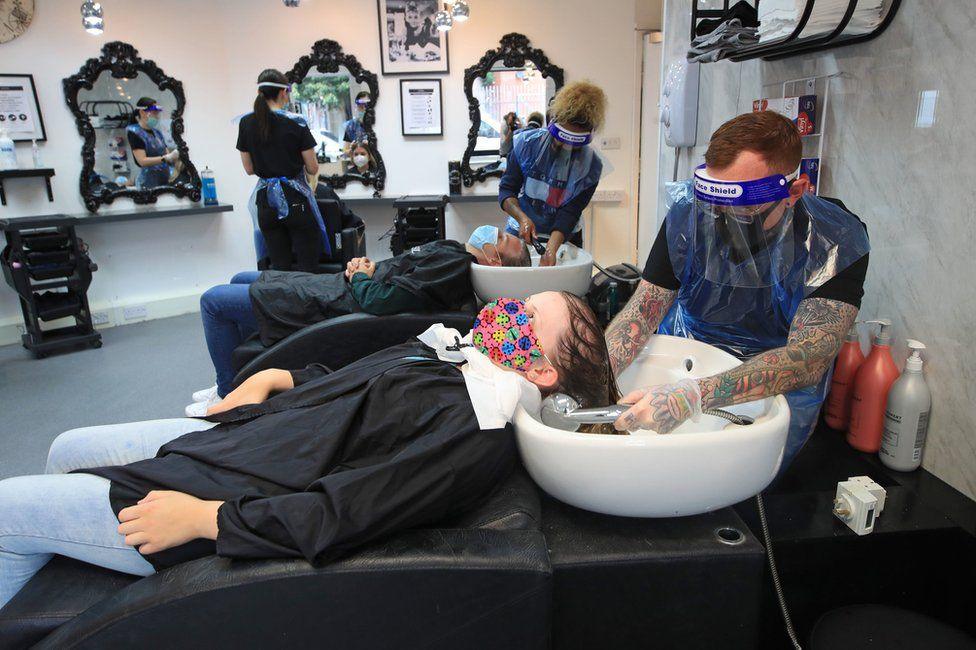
[0, 0, 642, 342]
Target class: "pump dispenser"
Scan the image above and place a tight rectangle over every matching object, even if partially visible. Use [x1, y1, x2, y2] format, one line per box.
[880, 340, 931, 471]
[848, 320, 899, 452]
[824, 321, 865, 430]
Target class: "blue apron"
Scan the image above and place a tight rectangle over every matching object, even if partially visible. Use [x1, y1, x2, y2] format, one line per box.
[127, 124, 170, 189]
[504, 128, 603, 241]
[659, 180, 870, 469]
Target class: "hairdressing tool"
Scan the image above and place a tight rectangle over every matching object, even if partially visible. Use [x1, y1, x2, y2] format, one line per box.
[540, 393, 754, 432]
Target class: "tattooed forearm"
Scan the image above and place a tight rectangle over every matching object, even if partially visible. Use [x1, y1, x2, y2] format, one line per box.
[605, 280, 677, 374]
[698, 298, 858, 408]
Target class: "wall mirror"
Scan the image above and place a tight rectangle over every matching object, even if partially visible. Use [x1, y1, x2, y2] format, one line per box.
[460, 33, 563, 187]
[64, 41, 200, 213]
[286, 39, 386, 195]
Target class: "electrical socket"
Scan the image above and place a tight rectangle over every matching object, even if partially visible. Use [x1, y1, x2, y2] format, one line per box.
[600, 136, 621, 150]
[92, 311, 110, 325]
[123, 304, 148, 321]
[592, 189, 625, 203]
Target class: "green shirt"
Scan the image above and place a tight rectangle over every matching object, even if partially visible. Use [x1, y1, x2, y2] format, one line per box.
[349, 272, 425, 315]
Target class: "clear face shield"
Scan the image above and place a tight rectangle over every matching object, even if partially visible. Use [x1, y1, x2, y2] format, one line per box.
[693, 165, 798, 288]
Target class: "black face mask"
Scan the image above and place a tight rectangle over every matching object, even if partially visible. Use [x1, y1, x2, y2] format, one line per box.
[714, 199, 792, 264]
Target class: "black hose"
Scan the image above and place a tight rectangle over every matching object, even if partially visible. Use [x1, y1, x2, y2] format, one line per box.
[592, 260, 642, 284]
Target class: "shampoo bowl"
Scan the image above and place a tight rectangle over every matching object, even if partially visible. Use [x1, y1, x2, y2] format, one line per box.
[514, 335, 790, 517]
[470, 245, 594, 302]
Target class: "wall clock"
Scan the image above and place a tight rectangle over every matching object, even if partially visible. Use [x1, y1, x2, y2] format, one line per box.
[1, 0, 34, 44]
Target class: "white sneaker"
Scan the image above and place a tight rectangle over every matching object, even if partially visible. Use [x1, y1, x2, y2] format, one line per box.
[191, 385, 219, 403]
[185, 393, 220, 417]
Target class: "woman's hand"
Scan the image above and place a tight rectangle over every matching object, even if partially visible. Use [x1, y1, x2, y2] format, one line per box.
[164, 150, 180, 164]
[118, 491, 222, 555]
[518, 218, 537, 245]
[206, 368, 293, 416]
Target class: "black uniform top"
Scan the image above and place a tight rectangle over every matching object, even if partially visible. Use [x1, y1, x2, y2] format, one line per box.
[249, 240, 475, 346]
[236, 111, 316, 179]
[642, 198, 870, 308]
[82, 341, 516, 570]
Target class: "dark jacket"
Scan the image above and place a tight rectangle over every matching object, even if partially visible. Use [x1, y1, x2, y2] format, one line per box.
[82, 341, 516, 570]
[249, 239, 475, 346]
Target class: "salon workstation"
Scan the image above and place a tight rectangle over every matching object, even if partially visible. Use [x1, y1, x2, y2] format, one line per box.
[1, 0, 975, 648]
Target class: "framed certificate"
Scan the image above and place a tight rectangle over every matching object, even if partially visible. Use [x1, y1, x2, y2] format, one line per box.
[0, 74, 46, 142]
[400, 78, 442, 136]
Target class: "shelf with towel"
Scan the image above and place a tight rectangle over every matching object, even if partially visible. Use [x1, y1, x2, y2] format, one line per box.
[689, 0, 902, 63]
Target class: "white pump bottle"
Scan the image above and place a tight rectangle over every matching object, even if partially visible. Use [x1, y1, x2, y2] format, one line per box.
[879, 340, 931, 471]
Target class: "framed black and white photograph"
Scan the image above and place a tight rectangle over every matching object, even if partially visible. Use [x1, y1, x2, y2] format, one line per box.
[377, 0, 449, 75]
[400, 78, 442, 136]
[0, 73, 46, 142]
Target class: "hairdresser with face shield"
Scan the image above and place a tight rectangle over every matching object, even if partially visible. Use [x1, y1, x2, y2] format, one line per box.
[498, 81, 609, 267]
[605, 111, 870, 469]
[238, 69, 330, 273]
[127, 97, 179, 189]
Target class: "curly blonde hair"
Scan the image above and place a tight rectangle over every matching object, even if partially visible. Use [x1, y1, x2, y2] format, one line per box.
[549, 81, 607, 132]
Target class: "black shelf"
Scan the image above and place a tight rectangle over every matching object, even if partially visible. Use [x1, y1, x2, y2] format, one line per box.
[691, 0, 902, 63]
[0, 202, 233, 230]
[0, 167, 56, 206]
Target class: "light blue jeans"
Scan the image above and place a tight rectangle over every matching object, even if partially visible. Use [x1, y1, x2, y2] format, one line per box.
[0, 418, 217, 610]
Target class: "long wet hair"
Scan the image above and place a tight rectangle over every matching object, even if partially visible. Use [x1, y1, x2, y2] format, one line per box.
[549, 292, 621, 433]
[254, 69, 289, 143]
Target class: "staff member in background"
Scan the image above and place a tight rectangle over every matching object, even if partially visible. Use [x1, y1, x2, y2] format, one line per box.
[127, 97, 179, 189]
[342, 91, 371, 154]
[238, 69, 331, 273]
[499, 111, 521, 158]
[499, 81, 608, 267]
[604, 111, 870, 469]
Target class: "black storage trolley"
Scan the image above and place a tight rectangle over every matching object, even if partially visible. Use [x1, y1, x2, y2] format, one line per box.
[1, 214, 101, 358]
[389, 195, 448, 255]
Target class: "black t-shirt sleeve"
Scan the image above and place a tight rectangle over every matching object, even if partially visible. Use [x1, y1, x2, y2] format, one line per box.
[236, 118, 250, 153]
[641, 221, 681, 290]
[299, 124, 316, 151]
[807, 253, 869, 308]
[126, 129, 147, 152]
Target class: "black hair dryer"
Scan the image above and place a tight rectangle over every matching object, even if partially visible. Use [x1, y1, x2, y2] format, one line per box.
[587, 263, 642, 327]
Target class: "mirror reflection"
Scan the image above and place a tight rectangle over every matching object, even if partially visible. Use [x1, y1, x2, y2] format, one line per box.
[78, 73, 193, 197]
[289, 67, 378, 181]
[470, 61, 557, 173]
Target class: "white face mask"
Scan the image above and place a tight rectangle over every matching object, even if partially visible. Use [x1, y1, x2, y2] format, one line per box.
[353, 155, 369, 168]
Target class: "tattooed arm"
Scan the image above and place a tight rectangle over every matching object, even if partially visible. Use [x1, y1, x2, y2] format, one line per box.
[614, 297, 857, 433]
[697, 297, 859, 409]
[605, 280, 677, 375]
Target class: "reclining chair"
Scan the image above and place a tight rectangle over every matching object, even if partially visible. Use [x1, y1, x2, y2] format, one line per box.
[0, 467, 549, 649]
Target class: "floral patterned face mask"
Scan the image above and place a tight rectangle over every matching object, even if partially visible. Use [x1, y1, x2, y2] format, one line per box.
[471, 298, 546, 372]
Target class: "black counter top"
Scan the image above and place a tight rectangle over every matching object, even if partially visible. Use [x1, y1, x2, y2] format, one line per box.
[0, 203, 233, 230]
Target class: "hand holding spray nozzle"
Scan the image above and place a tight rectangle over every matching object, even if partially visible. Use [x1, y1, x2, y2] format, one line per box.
[540, 393, 754, 432]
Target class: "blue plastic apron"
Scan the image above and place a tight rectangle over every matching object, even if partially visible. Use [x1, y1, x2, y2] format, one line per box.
[127, 124, 170, 189]
[659, 180, 870, 469]
[256, 174, 333, 257]
[503, 128, 603, 242]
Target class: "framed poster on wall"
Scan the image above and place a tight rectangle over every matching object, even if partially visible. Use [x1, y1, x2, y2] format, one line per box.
[377, 0, 449, 75]
[0, 73, 46, 141]
[400, 79, 442, 136]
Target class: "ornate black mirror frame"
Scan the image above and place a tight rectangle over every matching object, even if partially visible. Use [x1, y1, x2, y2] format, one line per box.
[460, 33, 565, 188]
[63, 41, 201, 213]
[286, 39, 386, 196]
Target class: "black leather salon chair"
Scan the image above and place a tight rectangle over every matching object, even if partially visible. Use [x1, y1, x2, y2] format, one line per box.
[0, 466, 551, 649]
[810, 604, 976, 649]
[231, 310, 476, 389]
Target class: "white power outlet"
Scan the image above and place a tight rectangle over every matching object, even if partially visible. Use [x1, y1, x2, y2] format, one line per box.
[92, 311, 110, 325]
[123, 304, 148, 321]
[600, 136, 621, 150]
[592, 189, 625, 203]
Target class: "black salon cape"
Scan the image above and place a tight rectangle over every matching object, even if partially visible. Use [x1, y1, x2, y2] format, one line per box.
[250, 240, 475, 346]
[82, 341, 516, 570]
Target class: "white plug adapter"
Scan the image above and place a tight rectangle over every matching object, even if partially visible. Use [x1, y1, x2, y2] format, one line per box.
[833, 479, 883, 536]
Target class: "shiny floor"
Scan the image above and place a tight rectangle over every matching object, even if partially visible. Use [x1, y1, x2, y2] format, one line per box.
[0, 314, 212, 480]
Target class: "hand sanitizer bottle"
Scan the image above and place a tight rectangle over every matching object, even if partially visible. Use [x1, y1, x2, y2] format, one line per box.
[0, 128, 18, 171]
[32, 140, 43, 168]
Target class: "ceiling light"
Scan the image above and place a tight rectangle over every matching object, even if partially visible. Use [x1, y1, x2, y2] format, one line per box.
[434, 9, 453, 31]
[81, 1, 103, 35]
[452, 0, 470, 22]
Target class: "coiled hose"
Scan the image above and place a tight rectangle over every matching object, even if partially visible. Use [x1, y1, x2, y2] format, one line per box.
[757, 492, 803, 650]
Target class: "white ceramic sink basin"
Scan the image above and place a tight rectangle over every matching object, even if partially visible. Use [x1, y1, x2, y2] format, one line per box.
[470, 244, 593, 302]
[515, 335, 790, 517]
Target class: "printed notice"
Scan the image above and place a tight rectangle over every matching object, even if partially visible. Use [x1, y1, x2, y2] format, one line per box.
[401, 80, 441, 136]
[0, 83, 37, 135]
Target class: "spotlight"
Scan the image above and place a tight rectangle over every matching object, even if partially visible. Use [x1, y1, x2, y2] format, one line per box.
[434, 9, 453, 31]
[81, 1, 103, 35]
[451, 0, 470, 22]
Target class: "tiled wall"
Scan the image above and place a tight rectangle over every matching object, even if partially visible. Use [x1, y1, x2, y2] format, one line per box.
[659, 0, 976, 499]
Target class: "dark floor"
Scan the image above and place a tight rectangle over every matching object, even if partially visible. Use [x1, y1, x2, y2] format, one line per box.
[0, 313, 213, 479]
